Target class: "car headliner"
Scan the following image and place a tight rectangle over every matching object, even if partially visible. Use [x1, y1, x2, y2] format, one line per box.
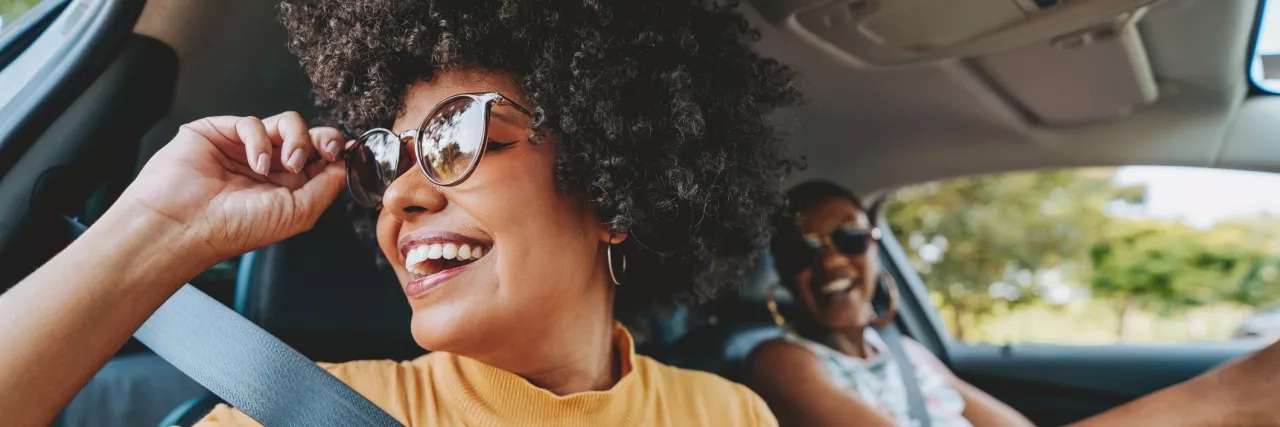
[133, 0, 1269, 201]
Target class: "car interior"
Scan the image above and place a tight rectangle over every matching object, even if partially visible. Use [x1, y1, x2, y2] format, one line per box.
[1, 0, 1277, 426]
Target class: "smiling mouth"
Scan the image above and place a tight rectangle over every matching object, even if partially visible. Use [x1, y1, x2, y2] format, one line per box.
[404, 242, 488, 278]
[820, 276, 858, 295]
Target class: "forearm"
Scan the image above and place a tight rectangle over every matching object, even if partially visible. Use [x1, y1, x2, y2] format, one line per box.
[951, 378, 1033, 427]
[0, 202, 216, 426]
[1068, 377, 1222, 427]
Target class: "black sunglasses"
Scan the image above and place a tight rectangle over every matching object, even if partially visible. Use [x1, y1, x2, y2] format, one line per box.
[799, 224, 882, 259]
[773, 223, 881, 278]
[344, 92, 534, 208]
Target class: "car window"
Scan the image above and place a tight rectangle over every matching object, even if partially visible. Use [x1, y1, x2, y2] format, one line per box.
[0, 0, 43, 30]
[0, 0, 71, 107]
[885, 166, 1280, 345]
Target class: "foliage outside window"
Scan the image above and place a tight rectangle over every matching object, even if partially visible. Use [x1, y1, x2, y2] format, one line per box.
[0, 0, 44, 30]
[885, 167, 1280, 345]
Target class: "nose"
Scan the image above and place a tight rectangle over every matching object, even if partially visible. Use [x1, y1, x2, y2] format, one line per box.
[381, 166, 446, 220]
[818, 243, 853, 273]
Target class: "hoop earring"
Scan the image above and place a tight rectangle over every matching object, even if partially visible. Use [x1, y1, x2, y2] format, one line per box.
[868, 271, 900, 330]
[766, 285, 791, 331]
[607, 244, 626, 286]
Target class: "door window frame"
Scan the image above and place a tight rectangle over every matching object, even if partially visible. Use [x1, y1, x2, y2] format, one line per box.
[0, 0, 145, 169]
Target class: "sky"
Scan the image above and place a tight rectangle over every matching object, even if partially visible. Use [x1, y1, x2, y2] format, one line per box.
[1113, 166, 1280, 228]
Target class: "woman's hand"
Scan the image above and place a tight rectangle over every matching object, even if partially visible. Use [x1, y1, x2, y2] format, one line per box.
[117, 112, 348, 263]
[0, 112, 349, 426]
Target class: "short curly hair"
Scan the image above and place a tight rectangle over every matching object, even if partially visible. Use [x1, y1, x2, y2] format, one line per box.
[279, 0, 801, 315]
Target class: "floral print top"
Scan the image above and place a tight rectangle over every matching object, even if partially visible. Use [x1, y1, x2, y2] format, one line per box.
[782, 328, 971, 427]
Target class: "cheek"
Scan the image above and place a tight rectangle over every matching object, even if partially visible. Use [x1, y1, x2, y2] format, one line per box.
[462, 146, 599, 296]
[866, 250, 880, 272]
[795, 270, 820, 311]
[796, 270, 812, 293]
[375, 210, 408, 281]
[476, 148, 581, 236]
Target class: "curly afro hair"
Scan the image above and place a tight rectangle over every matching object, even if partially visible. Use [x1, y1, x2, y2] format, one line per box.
[279, 0, 801, 315]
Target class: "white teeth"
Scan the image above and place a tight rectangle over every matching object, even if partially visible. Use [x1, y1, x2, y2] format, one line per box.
[427, 244, 443, 260]
[442, 243, 458, 260]
[405, 246, 430, 271]
[458, 244, 472, 260]
[821, 278, 854, 294]
[404, 241, 487, 274]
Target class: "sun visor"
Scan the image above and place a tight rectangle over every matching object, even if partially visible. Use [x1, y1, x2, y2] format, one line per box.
[754, 0, 1160, 66]
[753, 0, 1161, 125]
[974, 11, 1158, 125]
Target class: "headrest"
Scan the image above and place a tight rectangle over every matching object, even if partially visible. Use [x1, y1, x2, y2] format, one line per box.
[701, 248, 799, 327]
[236, 199, 426, 363]
[668, 323, 783, 383]
[659, 249, 790, 381]
[739, 248, 791, 304]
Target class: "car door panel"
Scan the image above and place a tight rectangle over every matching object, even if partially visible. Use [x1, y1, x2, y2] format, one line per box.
[0, 0, 146, 163]
[0, 33, 176, 288]
[949, 342, 1260, 426]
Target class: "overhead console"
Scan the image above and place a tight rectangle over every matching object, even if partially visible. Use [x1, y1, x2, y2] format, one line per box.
[754, 0, 1164, 125]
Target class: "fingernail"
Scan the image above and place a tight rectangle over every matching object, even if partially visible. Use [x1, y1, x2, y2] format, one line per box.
[324, 140, 340, 161]
[255, 153, 270, 176]
[286, 148, 305, 173]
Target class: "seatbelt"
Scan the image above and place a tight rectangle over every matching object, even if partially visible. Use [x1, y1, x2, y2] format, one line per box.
[873, 276, 932, 427]
[66, 218, 404, 427]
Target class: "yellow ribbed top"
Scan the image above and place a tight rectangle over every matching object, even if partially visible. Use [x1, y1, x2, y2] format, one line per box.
[194, 324, 776, 426]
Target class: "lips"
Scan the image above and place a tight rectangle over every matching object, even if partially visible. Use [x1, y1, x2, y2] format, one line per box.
[398, 231, 493, 297]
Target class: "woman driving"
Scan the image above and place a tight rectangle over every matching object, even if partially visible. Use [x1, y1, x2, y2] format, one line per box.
[0, 0, 799, 425]
[749, 180, 1280, 427]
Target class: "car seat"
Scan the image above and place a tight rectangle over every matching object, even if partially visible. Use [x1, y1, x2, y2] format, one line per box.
[231, 200, 424, 363]
[661, 249, 793, 383]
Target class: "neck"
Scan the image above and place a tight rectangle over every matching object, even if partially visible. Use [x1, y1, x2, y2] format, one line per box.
[514, 317, 619, 396]
[466, 274, 621, 396]
[824, 326, 872, 359]
[798, 322, 873, 359]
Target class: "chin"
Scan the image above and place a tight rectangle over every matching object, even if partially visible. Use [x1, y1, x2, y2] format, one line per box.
[821, 308, 866, 330]
[409, 305, 475, 352]
[822, 318, 861, 330]
[403, 286, 486, 351]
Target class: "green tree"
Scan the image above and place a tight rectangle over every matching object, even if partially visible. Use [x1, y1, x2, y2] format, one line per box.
[1206, 215, 1280, 309]
[1, 0, 44, 29]
[888, 167, 1280, 343]
[886, 168, 1145, 339]
[1087, 221, 1254, 339]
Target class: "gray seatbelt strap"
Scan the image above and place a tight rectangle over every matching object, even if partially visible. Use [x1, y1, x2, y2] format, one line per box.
[877, 323, 932, 427]
[874, 278, 932, 427]
[66, 219, 404, 427]
[135, 285, 404, 427]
